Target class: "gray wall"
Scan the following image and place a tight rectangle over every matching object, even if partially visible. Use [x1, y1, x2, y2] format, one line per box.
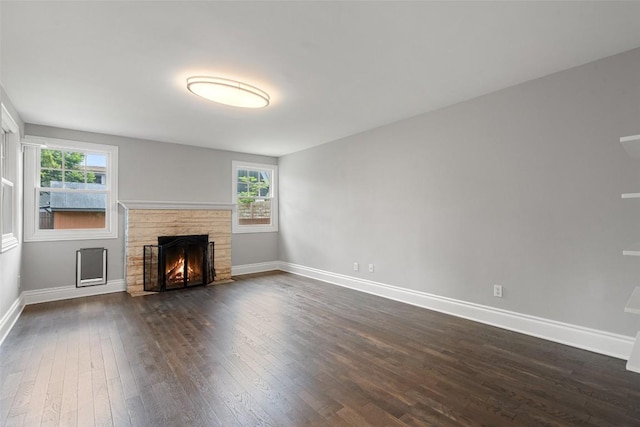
[23, 125, 278, 291]
[279, 48, 640, 336]
[0, 87, 25, 321]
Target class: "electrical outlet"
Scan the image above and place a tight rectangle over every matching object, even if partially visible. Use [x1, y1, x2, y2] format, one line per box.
[353, 262, 359, 271]
[369, 263, 375, 273]
[493, 284, 503, 298]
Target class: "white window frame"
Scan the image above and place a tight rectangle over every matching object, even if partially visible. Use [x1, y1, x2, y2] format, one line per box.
[232, 161, 278, 233]
[1, 104, 19, 252]
[23, 136, 119, 242]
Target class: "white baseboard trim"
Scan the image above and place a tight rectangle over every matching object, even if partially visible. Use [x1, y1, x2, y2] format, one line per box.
[232, 261, 282, 276]
[4, 262, 635, 362]
[0, 294, 25, 347]
[279, 262, 634, 360]
[23, 279, 127, 306]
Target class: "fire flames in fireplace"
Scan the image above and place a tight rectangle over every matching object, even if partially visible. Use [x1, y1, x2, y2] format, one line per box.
[165, 249, 203, 285]
[166, 257, 193, 283]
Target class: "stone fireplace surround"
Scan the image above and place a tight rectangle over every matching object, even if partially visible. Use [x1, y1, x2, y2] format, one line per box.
[118, 201, 235, 296]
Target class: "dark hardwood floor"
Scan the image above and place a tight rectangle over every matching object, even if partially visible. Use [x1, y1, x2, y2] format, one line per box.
[1, 271, 640, 426]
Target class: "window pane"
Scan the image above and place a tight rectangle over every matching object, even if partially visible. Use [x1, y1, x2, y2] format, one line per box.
[238, 199, 271, 225]
[237, 169, 270, 199]
[40, 149, 62, 169]
[258, 172, 270, 196]
[64, 170, 86, 187]
[86, 153, 106, 168]
[237, 182, 248, 195]
[86, 153, 107, 185]
[39, 191, 106, 230]
[2, 182, 12, 234]
[40, 169, 62, 187]
[64, 151, 85, 170]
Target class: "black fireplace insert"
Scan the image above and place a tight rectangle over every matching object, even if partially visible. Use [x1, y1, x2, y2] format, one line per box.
[143, 234, 215, 292]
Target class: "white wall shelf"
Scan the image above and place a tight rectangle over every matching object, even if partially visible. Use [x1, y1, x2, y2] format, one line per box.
[625, 287, 640, 314]
[621, 192, 640, 254]
[621, 135, 640, 142]
[620, 134, 640, 373]
[622, 241, 640, 256]
[621, 135, 640, 159]
[621, 191, 640, 254]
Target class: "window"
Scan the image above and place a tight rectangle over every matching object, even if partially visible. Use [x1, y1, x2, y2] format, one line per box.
[1, 104, 19, 252]
[24, 136, 118, 241]
[232, 161, 278, 233]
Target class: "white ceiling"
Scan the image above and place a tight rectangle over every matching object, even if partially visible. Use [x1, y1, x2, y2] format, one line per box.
[2, 1, 640, 157]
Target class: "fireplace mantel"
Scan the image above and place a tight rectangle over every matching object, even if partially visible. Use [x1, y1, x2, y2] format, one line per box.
[118, 200, 235, 211]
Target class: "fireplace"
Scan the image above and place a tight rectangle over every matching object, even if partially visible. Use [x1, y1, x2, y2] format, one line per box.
[143, 234, 215, 292]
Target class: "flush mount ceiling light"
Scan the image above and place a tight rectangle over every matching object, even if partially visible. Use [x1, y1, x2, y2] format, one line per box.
[186, 76, 270, 108]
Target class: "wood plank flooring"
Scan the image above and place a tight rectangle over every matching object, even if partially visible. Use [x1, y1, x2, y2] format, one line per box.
[2, 271, 640, 426]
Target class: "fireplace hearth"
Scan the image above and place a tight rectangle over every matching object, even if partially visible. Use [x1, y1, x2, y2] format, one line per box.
[143, 234, 215, 292]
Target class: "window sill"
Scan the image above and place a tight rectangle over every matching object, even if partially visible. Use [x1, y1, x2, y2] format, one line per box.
[232, 225, 279, 234]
